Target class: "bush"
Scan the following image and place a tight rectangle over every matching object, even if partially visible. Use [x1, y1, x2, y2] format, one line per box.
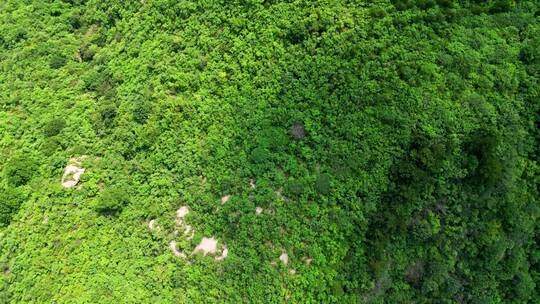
[257, 127, 289, 151]
[68, 14, 82, 30]
[489, 0, 513, 13]
[132, 96, 151, 124]
[79, 44, 97, 62]
[250, 147, 270, 164]
[41, 137, 62, 156]
[286, 179, 304, 196]
[99, 103, 117, 128]
[0, 187, 25, 227]
[4, 157, 37, 187]
[43, 118, 66, 137]
[315, 174, 331, 195]
[465, 129, 503, 189]
[93, 186, 130, 215]
[49, 55, 67, 69]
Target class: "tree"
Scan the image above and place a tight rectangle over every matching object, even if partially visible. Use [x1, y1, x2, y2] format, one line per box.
[92, 186, 130, 215]
[43, 118, 66, 137]
[0, 187, 25, 227]
[4, 157, 36, 187]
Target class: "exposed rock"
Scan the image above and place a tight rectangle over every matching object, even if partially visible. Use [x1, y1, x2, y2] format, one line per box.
[275, 187, 288, 202]
[170, 206, 227, 261]
[176, 206, 189, 226]
[221, 195, 231, 205]
[192, 237, 218, 256]
[61, 158, 85, 188]
[184, 225, 194, 240]
[279, 252, 289, 265]
[215, 245, 228, 261]
[169, 240, 186, 258]
[174, 206, 193, 239]
[148, 219, 160, 231]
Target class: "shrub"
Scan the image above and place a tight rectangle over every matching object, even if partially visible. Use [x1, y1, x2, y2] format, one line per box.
[68, 14, 82, 30]
[315, 174, 330, 195]
[41, 137, 62, 156]
[250, 147, 270, 164]
[43, 118, 66, 137]
[79, 44, 96, 62]
[99, 103, 117, 128]
[132, 96, 151, 124]
[489, 0, 513, 13]
[465, 129, 503, 189]
[258, 127, 289, 151]
[93, 186, 130, 215]
[4, 157, 36, 187]
[49, 55, 67, 69]
[286, 179, 304, 196]
[435, 0, 453, 8]
[370, 7, 387, 18]
[0, 187, 25, 227]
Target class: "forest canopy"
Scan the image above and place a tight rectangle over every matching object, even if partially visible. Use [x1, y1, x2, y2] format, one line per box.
[0, 0, 539, 303]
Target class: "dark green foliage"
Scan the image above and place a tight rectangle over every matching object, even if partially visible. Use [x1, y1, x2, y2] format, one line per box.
[4, 157, 36, 187]
[315, 174, 330, 195]
[43, 118, 66, 137]
[489, 0, 514, 13]
[250, 147, 270, 164]
[92, 186, 130, 215]
[435, 0, 453, 8]
[417, 0, 436, 9]
[465, 129, 503, 189]
[13, 29, 27, 44]
[68, 14, 82, 30]
[258, 127, 289, 151]
[49, 55, 67, 69]
[132, 95, 150, 124]
[41, 137, 62, 156]
[0, 0, 538, 303]
[0, 187, 25, 227]
[369, 7, 388, 18]
[286, 179, 305, 196]
[83, 68, 115, 97]
[79, 44, 96, 62]
[99, 102, 117, 129]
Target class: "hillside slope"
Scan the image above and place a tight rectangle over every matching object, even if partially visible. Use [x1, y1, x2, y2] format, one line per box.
[1, 0, 539, 303]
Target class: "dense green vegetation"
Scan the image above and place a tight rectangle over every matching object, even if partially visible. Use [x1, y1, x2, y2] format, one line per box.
[0, 0, 539, 303]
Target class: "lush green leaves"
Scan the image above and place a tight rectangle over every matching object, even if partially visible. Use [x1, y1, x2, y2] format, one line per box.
[0, 0, 538, 303]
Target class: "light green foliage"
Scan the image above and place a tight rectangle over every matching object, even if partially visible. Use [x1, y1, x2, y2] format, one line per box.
[0, 0, 539, 303]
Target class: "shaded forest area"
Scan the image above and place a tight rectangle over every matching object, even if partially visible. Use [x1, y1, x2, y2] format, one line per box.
[0, 0, 539, 303]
